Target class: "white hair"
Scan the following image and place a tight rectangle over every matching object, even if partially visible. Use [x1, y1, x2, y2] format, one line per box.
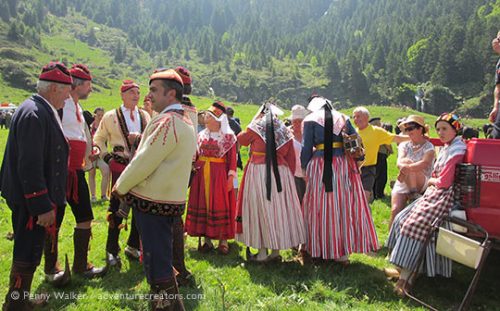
[353, 106, 370, 117]
[36, 80, 69, 92]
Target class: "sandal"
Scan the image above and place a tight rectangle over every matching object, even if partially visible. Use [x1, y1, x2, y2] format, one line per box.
[263, 255, 282, 263]
[384, 267, 401, 280]
[246, 247, 259, 262]
[217, 244, 229, 255]
[197, 242, 214, 253]
[334, 259, 350, 267]
[394, 279, 412, 298]
[252, 255, 282, 264]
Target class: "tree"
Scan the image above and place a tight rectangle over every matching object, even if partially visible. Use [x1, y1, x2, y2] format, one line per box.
[296, 50, 305, 63]
[7, 22, 23, 41]
[371, 44, 386, 71]
[346, 52, 369, 102]
[407, 38, 429, 81]
[0, 2, 11, 22]
[423, 84, 459, 115]
[326, 54, 341, 86]
[88, 27, 98, 46]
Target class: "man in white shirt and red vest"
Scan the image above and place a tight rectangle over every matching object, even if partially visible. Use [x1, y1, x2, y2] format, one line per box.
[1, 62, 72, 310]
[113, 69, 196, 310]
[43, 64, 107, 286]
[93, 80, 151, 267]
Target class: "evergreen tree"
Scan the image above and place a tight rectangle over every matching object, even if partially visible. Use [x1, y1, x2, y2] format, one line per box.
[7, 22, 23, 41]
[0, 2, 11, 22]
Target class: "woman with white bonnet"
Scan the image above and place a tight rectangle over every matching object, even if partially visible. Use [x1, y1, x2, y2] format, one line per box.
[236, 102, 306, 262]
[301, 96, 379, 265]
[185, 101, 237, 255]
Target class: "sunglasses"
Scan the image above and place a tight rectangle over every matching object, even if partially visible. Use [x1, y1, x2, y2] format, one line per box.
[404, 126, 418, 132]
[42, 62, 70, 75]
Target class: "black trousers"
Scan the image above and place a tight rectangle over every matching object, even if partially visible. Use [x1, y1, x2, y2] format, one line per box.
[57, 170, 94, 227]
[106, 169, 140, 255]
[373, 153, 388, 199]
[133, 208, 174, 284]
[10, 202, 47, 267]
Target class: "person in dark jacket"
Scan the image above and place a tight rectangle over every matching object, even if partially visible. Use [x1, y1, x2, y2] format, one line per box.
[1, 62, 72, 310]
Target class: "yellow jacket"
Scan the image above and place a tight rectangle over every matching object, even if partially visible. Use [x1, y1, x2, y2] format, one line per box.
[115, 109, 197, 204]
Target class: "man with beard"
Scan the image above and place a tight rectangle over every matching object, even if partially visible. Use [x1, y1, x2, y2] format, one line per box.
[113, 69, 196, 310]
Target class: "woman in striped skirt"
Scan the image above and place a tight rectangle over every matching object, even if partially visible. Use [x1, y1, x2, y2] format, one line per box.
[301, 96, 379, 264]
[385, 113, 466, 296]
[235, 103, 306, 262]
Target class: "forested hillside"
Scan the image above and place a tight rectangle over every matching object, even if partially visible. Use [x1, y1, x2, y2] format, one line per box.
[2, 0, 500, 115]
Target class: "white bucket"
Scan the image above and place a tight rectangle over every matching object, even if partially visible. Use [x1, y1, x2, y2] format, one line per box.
[436, 227, 484, 269]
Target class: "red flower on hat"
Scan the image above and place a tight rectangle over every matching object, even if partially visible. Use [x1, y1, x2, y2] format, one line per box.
[175, 66, 192, 85]
[207, 101, 226, 119]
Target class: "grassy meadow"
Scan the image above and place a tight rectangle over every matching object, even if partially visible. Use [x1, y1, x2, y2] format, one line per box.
[0, 100, 498, 310]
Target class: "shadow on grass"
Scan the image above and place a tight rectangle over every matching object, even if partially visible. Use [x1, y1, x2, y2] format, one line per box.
[187, 240, 244, 268]
[408, 249, 500, 310]
[235, 247, 500, 310]
[241, 255, 399, 305]
[32, 256, 203, 310]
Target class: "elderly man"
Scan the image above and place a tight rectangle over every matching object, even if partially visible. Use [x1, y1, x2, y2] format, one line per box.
[290, 104, 309, 203]
[43, 64, 107, 286]
[94, 80, 151, 267]
[353, 107, 408, 202]
[1, 62, 71, 310]
[113, 69, 196, 310]
[490, 31, 500, 138]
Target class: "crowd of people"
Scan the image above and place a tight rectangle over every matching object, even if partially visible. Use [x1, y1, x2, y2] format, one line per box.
[2, 32, 500, 310]
[0, 110, 13, 129]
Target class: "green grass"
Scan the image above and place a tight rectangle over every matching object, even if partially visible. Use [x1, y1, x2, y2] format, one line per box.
[0, 103, 498, 310]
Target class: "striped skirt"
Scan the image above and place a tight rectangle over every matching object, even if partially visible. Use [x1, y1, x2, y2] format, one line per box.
[236, 163, 306, 250]
[386, 197, 452, 277]
[303, 156, 379, 259]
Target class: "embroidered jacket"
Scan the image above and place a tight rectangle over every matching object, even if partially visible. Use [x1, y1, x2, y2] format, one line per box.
[115, 108, 197, 204]
[93, 106, 150, 161]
